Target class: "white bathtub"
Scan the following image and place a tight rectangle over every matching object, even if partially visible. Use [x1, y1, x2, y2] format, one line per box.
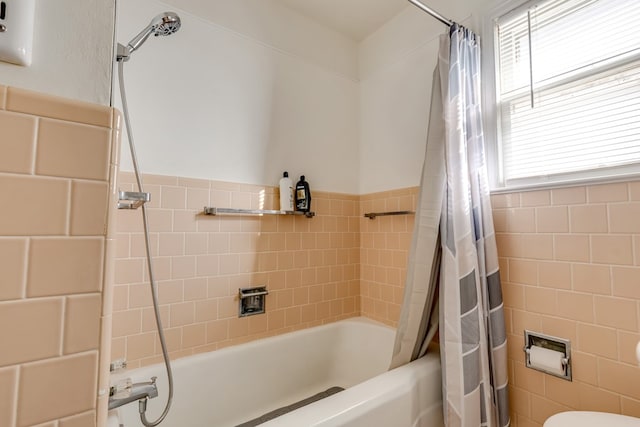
[114, 317, 443, 427]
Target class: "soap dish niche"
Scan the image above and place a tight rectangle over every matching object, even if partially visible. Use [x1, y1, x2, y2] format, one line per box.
[524, 330, 572, 381]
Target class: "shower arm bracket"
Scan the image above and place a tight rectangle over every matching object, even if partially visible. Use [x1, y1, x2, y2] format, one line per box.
[116, 43, 131, 62]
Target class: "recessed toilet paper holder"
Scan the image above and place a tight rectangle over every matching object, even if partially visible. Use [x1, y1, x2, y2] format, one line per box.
[524, 330, 572, 381]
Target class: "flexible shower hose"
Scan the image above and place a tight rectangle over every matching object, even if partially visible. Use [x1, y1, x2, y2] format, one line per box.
[117, 60, 174, 427]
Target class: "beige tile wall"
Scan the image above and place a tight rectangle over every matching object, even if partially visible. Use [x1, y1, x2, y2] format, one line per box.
[110, 166, 640, 425]
[359, 188, 417, 326]
[493, 182, 640, 426]
[0, 85, 119, 427]
[341, 180, 640, 426]
[358, 182, 640, 426]
[112, 172, 361, 367]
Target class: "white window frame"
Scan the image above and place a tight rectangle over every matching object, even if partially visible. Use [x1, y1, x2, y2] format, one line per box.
[481, 0, 640, 192]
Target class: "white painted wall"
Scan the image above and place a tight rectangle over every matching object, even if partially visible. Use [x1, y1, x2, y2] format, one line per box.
[0, 0, 115, 105]
[358, 39, 438, 194]
[357, 0, 487, 194]
[160, 0, 359, 81]
[114, 0, 495, 194]
[115, 0, 360, 193]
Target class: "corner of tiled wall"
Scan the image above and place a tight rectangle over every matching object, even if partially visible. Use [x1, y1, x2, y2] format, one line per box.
[0, 84, 120, 427]
[359, 187, 418, 327]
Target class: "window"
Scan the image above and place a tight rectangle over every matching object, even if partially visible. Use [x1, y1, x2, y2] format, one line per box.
[488, 0, 640, 189]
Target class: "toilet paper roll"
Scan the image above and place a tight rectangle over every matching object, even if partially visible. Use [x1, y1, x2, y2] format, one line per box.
[529, 345, 565, 376]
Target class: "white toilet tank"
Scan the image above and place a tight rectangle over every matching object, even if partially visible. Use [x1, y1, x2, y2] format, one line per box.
[545, 411, 640, 427]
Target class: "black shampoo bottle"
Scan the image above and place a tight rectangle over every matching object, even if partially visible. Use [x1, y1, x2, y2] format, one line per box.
[295, 175, 311, 212]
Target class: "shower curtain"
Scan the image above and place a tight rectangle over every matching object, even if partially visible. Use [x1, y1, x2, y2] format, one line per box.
[390, 25, 510, 427]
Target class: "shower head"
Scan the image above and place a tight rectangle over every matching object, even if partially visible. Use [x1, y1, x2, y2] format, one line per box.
[127, 12, 181, 52]
[117, 12, 181, 62]
[151, 12, 181, 36]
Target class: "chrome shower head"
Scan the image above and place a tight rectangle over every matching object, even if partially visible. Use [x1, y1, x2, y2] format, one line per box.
[151, 12, 181, 37]
[117, 12, 181, 62]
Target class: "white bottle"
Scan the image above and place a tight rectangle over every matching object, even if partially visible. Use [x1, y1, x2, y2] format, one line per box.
[279, 171, 294, 211]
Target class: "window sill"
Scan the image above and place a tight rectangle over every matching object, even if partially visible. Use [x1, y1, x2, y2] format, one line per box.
[489, 171, 640, 195]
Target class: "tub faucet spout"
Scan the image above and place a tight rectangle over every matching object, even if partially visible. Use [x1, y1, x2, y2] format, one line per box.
[109, 376, 159, 410]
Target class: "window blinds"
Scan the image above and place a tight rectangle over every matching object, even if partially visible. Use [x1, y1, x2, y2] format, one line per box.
[495, 0, 640, 184]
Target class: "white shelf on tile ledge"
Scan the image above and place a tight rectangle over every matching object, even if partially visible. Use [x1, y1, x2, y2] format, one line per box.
[203, 207, 315, 218]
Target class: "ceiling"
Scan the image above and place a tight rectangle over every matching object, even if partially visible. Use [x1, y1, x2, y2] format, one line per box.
[275, 0, 410, 41]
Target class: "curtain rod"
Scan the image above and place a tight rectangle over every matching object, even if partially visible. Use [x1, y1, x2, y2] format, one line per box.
[407, 0, 454, 27]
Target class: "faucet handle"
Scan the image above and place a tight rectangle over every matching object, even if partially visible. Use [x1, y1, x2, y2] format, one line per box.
[147, 376, 159, 399]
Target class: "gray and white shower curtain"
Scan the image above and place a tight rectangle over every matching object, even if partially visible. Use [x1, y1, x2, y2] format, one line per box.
[391, 25, 510, 427]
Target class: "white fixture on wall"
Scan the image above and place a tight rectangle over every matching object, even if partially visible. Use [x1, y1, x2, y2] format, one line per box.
[0, 0, 35, 66]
